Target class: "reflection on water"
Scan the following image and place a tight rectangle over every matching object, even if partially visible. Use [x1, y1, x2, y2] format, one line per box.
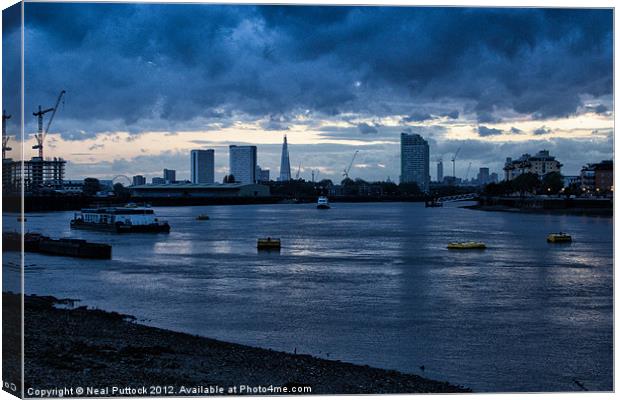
[5, 202, 613, 392]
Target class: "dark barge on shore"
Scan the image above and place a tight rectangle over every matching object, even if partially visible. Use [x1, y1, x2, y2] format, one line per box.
[3, 232, 112, 259]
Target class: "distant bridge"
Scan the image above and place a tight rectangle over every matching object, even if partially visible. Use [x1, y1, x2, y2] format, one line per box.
[437, 193, 479, 203]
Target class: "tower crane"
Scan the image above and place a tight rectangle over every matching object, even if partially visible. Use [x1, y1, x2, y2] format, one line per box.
[451, 146, 461, 179]
[465, 162, 472, 181]
[295, 161, 302, 180]
[2, 110, 11, 159]
[311, 169, 320, 183]
[343, 150, 359, 179]
[32, 90, 65, 159]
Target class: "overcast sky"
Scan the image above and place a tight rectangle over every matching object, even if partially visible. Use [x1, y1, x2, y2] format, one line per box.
[2, 4, 613, 182]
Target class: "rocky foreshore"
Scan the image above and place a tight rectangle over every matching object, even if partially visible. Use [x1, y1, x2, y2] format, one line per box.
[4, 293, 470, 395]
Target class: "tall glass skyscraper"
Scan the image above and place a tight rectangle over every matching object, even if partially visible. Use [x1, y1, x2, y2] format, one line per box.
[279, 135, 291, 182]
[191, 149, 215, 184]
[400, 133, 430, 192]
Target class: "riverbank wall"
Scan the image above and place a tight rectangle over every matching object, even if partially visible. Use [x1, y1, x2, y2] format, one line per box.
[472, 196, 612, 216]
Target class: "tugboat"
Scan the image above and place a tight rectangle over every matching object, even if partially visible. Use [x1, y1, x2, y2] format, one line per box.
[70, 205, 170, 233]
[317, 196, 331, 209]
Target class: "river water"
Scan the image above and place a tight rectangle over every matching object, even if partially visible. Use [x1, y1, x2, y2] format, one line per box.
[3, 202, 613, 392]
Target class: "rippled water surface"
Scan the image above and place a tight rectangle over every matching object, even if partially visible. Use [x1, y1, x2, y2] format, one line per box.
[4, 202, 613, 392]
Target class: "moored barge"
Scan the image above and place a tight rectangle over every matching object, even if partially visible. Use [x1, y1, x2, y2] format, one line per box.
[3, 232, 112, 259]
[70, 205, 170, 233]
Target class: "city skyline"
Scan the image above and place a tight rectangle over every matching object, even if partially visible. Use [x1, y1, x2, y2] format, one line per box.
[2, 4, 613, 182]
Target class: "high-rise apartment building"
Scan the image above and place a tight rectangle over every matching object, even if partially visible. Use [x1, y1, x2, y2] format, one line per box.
[437, 159, 443, 183]
[400, 133, 430, 192]
[229, 145, 257, 184]
[191, 149, 215, 184]
[477, 167, 490, 185]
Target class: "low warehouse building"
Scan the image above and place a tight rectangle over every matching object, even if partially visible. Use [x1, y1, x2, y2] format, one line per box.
[130, 183, 270, 198]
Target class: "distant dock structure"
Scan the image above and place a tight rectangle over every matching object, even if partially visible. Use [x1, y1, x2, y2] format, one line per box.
[130, 182, 270, 199]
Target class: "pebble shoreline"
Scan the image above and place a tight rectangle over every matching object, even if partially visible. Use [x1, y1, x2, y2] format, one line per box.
[4, 293, 470, 395]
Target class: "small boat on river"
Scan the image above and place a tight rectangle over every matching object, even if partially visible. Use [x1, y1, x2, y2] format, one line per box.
[317, 196, 331, 209]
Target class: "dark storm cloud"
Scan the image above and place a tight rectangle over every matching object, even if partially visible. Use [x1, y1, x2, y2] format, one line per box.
[402, 112, 434, 123]
[21, 4, 613, 137]
[477, 126, 504, 137]
[260, 115, 290, 131]
[441, 110, 459, 119]
[3, 4, 22, 139]
[586, 104, 609, 114]
[358, 122, 378, 134]
[533, 126, 552, 135]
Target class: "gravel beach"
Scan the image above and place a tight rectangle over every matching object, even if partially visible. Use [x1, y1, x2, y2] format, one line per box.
[5, 292, 470, 395]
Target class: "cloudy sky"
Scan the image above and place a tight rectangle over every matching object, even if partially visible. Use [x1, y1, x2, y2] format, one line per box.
[2, 3, 613, 182]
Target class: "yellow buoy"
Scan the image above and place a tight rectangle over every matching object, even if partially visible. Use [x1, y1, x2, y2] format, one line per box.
[447, 241, 486, 250]
[547, 233, 572, 243]
[257, 237, 281, 250]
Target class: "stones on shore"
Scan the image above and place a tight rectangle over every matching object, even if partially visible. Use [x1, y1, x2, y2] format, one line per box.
[12, 293, 471, 394]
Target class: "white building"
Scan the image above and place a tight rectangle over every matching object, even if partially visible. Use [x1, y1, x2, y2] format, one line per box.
[191, 149, 215, 184]
[503, 150, 562, 181]
[229, 145, 257, 184]
[400, 133, 430, 192]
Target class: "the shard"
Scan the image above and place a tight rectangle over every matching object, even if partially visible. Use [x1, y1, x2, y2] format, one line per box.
[279, 135, 291, 182]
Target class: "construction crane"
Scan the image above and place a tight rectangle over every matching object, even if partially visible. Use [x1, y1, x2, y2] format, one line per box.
[451, 146, 461, 178]
[343, 150, 359, 178]
[465, 162, 472, 181]
[295, 161, 302, 180]
[311, 169, 321, 183]
[32, 90, 65, 159]
[2, 110, 11, 159]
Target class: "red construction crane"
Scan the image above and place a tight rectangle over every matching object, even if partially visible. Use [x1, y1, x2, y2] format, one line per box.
[32, 90, 65, 159]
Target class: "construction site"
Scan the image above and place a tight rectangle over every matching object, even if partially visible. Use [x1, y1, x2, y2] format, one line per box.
[2, 90, 67, 194]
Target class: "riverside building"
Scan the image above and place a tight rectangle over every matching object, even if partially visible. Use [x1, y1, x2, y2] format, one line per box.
[400, 133, 430, 192]
[163, 168, 176, 184]
[503, 150, 561, 181]
[229, 145, 257, 184]
[132, 175, 146, 186]
[191, 149, 215, 184]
